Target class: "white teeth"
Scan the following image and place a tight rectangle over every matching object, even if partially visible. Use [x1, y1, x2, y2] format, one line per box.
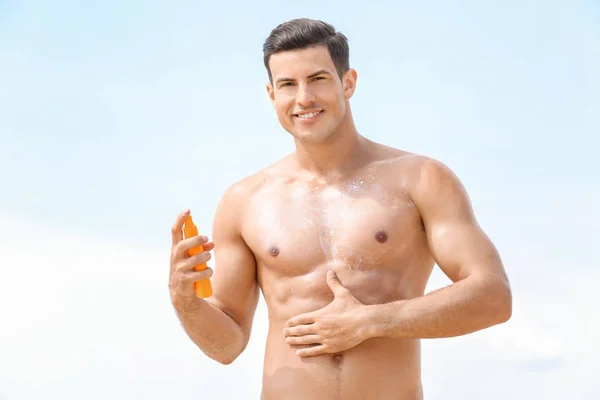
[297, 111, 320, 119]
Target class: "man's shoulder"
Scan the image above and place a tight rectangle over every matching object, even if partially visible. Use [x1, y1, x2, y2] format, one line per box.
[404, 155, 461, 193]
[370, 143, 461, 199]
[390, 152, 467, 208]
[370, 143, 449, 181]
[219, 171, 268, 207]
[218, 154, 293, 207]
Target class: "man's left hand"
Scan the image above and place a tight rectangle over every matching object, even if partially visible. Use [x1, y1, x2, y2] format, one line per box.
[283, 270, 372, 357]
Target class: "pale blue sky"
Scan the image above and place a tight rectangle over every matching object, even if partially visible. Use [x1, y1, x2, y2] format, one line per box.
[1, 1, 599, 399]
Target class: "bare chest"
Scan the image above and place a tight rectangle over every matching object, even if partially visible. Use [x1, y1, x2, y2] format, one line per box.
[242, 181, 423, 276]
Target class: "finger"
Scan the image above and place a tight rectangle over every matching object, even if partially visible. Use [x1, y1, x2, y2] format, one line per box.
[286, 334, 321, 346]
[180, 251, 212, 272]
[171, 209, 190, 246]
[181, 268, 214, 282]
[284, 324, 315, 337]
[326, 270, 348, 296]
[177, 235, 210, 257]
[287, 312, 316, 327]
[296, 345, 328, 357]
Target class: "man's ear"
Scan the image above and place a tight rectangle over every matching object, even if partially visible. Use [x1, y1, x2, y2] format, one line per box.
[342, 68, 358, 99]
[266, 82, 276, 108]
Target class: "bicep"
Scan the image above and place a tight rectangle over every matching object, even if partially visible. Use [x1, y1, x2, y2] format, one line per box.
[414, 159, 507, 283]
[206, 188, 260, 344]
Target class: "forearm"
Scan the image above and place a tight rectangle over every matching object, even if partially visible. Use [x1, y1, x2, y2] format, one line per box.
[368, 275, 512, 339]
[172, 296, 245, 364]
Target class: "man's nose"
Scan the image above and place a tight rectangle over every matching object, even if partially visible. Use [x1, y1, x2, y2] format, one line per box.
[295, 84, 316, 107]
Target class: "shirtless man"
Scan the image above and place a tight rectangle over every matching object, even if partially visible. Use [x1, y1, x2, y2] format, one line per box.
[168, 18, 512, 399]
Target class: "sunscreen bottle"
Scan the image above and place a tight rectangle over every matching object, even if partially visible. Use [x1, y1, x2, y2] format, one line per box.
[183, 214, 213, 298]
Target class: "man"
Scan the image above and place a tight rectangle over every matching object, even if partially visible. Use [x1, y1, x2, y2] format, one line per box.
[168, 18, 512, 400]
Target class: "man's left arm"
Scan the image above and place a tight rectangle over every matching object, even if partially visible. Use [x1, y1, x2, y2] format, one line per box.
[369, 158, 512, 339]
[283, 158, 512, 356]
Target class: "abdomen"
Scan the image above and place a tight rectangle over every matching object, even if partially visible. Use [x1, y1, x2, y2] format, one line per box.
[261, 322, 423, 400]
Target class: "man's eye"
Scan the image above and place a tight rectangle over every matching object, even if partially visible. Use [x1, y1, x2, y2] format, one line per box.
[280, 82, 293, 88]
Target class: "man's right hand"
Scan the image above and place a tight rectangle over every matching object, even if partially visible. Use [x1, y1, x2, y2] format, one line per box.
[169, 209, 215, 302]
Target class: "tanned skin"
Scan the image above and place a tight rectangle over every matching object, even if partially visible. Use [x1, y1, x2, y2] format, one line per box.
[168, 45, 512, 400]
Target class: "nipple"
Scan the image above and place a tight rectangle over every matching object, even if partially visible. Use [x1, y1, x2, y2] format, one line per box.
[269, 246, 280, 257]
[375, 230, 388, 243]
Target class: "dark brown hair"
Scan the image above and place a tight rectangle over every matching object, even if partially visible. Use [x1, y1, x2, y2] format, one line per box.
[263, 18, 350, 82]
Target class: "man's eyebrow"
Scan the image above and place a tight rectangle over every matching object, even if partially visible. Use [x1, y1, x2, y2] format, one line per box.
[275, 69, 332, 84]
[307, 69, 331, 79]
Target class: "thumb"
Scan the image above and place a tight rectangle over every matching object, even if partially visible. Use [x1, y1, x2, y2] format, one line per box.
[326, 270, 347, 295]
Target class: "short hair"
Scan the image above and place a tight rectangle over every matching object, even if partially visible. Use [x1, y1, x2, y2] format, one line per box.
[263, 18, 350, 82]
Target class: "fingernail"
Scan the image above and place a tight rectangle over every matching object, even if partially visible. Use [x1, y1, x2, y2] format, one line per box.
[201, 235, 208, 241]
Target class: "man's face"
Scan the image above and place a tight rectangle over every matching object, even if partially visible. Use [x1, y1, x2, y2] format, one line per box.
[266, 45, 357, 144]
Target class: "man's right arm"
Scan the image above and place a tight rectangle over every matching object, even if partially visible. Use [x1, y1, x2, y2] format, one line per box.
[169, 181, 260, 365]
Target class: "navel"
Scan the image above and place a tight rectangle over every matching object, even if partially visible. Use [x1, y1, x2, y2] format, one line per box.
[332, 353, 343, 363]
[375, 230, 388, 243]
[269, 246, 280, 257]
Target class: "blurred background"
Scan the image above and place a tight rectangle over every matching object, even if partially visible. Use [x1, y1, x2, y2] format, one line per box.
[1, 1, 598, 399]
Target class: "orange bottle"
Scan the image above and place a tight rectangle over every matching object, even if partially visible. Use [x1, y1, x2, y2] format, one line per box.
[183, 214, 213, 298]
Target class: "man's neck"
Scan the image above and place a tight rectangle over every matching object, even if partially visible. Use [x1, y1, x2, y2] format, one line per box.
[293, 120, 369, 183]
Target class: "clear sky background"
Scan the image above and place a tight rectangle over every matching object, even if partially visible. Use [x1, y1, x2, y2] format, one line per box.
[1, 1, 599, 399]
